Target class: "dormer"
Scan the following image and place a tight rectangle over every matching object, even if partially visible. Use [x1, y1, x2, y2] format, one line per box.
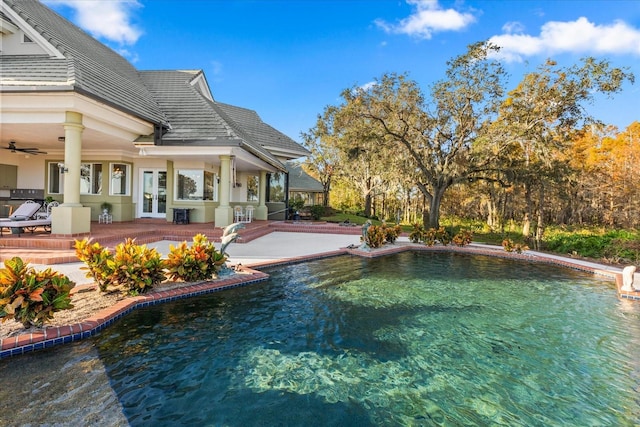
[0, 3, 63, 57]
[189, 71, 214, 102]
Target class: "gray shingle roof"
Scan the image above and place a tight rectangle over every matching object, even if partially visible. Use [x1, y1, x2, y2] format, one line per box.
[0, 55, 72, 83]
[217, 102, 310, 158]
[140, 70, 286, 170]
[1, 0, 168, 127]
[287, 162, 324, 192]
[1, 0, 309, 169]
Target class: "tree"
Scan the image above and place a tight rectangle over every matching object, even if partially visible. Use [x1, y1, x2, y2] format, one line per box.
[491, 59, 634, 242]
[349, 42, 508, 228]
[301, 107, 342, 207]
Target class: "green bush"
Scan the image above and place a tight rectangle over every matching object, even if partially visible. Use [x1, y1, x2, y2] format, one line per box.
[309, 205, 326, 220]
[75, 237, 165, 295]
[165, 234, 227, 282]
[0, 257, 75, 328]
[75, 238, 113, 291]
[409, 223, 424, 243]
[364, 225, 387, 248]
[383, 224, 402, 243]
[452, 230, 473, 247]
[502, 239, 529, 254]
[109, 238, 165, 295]
[543, 229, 640, 262]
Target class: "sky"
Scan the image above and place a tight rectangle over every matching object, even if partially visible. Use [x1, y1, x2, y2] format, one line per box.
[43, 0, 640, 142]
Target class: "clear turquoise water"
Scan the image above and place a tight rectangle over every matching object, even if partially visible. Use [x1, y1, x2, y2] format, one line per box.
[89, 252, 640, 426]
[1, 252, 639, 426]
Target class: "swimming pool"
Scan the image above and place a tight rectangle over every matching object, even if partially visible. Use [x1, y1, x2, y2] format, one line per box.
[1, 252, 639, 426]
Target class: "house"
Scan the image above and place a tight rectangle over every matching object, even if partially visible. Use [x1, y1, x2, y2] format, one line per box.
[286, 162, 324, 207]
[0, 0, 309, 234]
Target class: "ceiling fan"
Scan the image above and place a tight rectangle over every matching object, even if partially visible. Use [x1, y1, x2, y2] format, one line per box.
[3, 141, 48, 155]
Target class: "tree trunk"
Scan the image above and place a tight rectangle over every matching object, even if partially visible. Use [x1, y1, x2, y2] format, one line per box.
[522, 181, 532, 238]
[363, 177, 373, 217]
[364, 193, 372, 217]
[426, 186, 446, 229]
[322, 181, 331, 207]
[535, 184, 545, 249]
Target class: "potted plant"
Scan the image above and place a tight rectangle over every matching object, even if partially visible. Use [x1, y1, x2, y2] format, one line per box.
[100, 202, 112, 215]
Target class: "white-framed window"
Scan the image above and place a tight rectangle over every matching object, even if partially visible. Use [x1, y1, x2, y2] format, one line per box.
[175, 170, 216, 201]
[247, 175, 259, 202]
[48, 162, 65, 194]
[81, 163, 103, 194]
[48, 162, 103, 195]
[267, 172, 286, 202]
[110, 163, 130, 195]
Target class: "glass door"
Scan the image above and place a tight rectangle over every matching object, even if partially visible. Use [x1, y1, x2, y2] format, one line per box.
[140, 169, 167, 218]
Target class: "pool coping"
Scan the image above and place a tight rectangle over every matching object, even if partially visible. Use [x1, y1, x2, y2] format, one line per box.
[0, 242, 635, 359]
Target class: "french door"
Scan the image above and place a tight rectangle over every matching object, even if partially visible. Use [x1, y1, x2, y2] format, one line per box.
[139, 169, 167, 218]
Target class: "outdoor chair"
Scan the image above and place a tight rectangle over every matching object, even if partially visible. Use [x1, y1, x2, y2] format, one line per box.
[234, 205, 244, 222]
[0, 200, 41, 221]
[0, 201, 58, 237]
[243, 205, 254, 223]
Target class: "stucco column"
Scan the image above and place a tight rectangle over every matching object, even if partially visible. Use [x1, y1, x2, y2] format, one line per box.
[215, 155, 233, 226]
[51, 111, 91, 235]
[62, 111, 84, 206]
[255, 170, 268, 220]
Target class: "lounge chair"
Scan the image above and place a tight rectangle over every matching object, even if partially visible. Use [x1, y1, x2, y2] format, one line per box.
[0, 200, 41, 221]
[0, 201, 58, 237]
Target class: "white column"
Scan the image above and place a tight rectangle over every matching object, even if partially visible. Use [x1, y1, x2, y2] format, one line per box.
[219, 155, 231, 208]
[256, 170, 268, 220]
[62, 111, 84, 206]
[214, 155, 233, 226]
[52, 111, 91, 234]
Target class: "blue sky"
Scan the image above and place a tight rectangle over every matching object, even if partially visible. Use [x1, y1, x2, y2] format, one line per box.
[45, 0, 640, 141]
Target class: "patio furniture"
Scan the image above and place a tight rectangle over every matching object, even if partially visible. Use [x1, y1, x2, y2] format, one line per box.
[234, 206, 244, 223]
[0, 200, 41, 221]
[243, 205, 254, 223]
[0, 201, 58, 237]
[172, 208, 192, 224]
[98, 211, 113, 224]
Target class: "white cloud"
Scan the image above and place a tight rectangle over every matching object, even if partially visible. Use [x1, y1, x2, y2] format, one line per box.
[502, 21, 525, 34]
[45, 0, 142, 45]
[375, 0, 476, 39]
[490, 17, 640, 62]
[359, 81, 377, 91]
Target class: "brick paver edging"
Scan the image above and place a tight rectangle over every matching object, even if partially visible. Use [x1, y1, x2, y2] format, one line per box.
[0, 269, 269, 359]
[1, 243, 633, 359]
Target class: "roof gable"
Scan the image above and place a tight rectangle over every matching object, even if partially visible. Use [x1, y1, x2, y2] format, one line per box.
[1, 0, 167, 127]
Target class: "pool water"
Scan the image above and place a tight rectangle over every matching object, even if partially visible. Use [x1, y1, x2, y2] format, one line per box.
[3, 252, 640, 426]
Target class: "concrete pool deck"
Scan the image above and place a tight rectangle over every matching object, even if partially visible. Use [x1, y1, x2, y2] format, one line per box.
[1, 231, 639, 359]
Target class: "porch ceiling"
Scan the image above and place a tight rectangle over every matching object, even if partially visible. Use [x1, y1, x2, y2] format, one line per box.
[0, 92, 155, 156]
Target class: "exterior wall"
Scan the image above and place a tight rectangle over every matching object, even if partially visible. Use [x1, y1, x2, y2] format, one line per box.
[0, 31, 48, 55]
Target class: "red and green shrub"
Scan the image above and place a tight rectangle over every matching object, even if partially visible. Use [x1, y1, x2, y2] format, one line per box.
[110, 238, 165, 295]
[0, 257, 75, 328]
[165, 234, 227, 282]
[75, 238, 113, 291]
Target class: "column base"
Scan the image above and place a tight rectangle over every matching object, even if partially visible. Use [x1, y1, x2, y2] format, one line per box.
[215, 206, 233, 227]
[255, 205, 268, 220]
[51, 206, 91, 235]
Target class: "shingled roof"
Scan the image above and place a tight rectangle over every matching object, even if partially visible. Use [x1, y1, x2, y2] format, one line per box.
[139, 70, 288, 170]
[287, 162, 324, 192]
[1, 0, 168, 127]
[216, 102, 310, 158]
[1, 0, 309, 167]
